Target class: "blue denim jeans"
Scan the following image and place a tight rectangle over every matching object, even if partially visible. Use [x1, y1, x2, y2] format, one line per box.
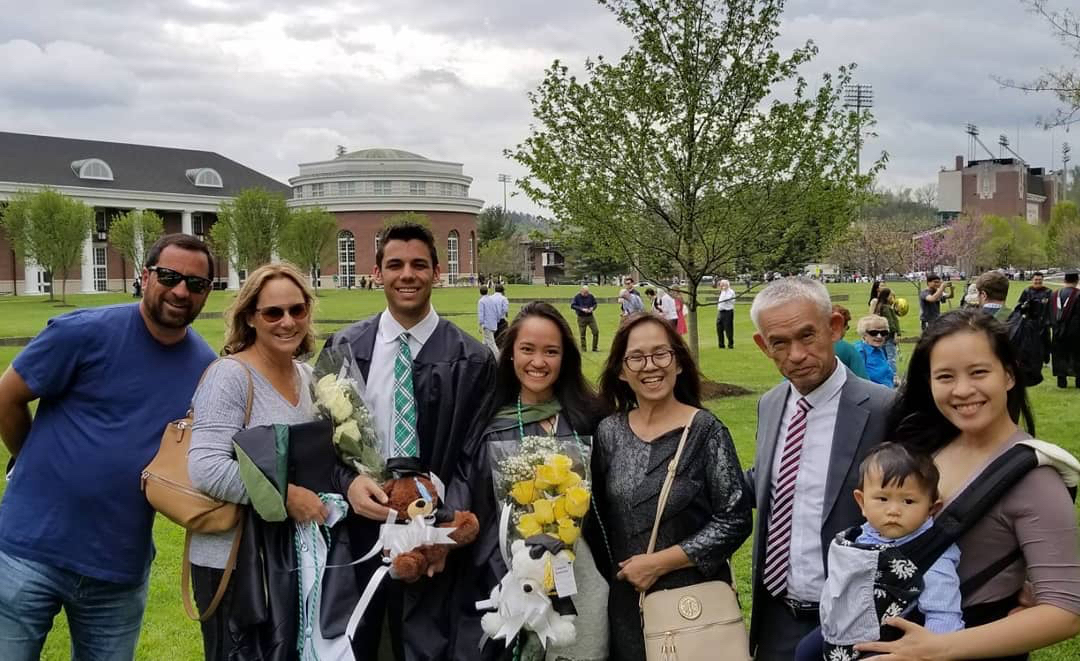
[0, 548, 148, 661]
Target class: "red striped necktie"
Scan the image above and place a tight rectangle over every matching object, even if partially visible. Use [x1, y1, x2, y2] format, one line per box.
[763, 396, 812, 597]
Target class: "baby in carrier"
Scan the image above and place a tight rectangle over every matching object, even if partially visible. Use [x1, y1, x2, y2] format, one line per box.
[796, 443, 964, 660]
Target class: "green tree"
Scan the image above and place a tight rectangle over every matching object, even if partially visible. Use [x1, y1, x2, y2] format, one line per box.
[108, 209, 164, 284]
[210, 189, 290, 274]
[279, 207, 339, 293]
[509, 0, 879, 359]
[1047, 201, 1080, 262]
[0, 189, 94, 303]
[478, 237, 524, 281]
[477, 205, 516, 246]
[383, 212, 431, 231]
[980, 215, 1046, 268]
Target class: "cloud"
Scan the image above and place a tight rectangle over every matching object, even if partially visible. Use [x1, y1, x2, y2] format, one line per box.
[0, 40, 140, 108]
[0, 0, 1075, 213]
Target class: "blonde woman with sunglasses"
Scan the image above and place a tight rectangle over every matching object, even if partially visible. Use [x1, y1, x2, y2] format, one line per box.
[187, 262, 348, 660]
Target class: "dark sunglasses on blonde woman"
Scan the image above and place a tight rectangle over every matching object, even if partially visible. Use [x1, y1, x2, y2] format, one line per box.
[256, 303, 309, 323]
[865, 329, 889, 338]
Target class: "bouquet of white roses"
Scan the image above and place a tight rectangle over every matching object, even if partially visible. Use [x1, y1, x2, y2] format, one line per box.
[311, 345, 384, 480]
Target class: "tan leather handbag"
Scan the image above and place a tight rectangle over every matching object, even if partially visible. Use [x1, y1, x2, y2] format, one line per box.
[141, 357, 253, 621]
[640, 410, 751, 661]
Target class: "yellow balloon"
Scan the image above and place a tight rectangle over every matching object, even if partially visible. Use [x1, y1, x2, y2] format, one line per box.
[893, 297, 909, 316]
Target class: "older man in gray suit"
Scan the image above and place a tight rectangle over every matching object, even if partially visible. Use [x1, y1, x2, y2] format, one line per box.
[746, 277, 894, 660]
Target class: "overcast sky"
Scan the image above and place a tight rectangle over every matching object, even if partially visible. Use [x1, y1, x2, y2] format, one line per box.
[0, 0, 1074, 215]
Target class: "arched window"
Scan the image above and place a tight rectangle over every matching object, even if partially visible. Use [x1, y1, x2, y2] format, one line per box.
[71, 158, 114, 181]
[447, 230, 460, 284]
[186, 168, 223, 188]
[338, 230, 356, 289]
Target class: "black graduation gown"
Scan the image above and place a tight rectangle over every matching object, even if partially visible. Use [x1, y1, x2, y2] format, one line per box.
[1051, 288, 1080, 378]
[325, 313, 497, 661]
[228, 420, 362, 661]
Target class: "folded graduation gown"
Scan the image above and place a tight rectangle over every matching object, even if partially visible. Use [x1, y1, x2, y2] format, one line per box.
[230, 420, 361, 661]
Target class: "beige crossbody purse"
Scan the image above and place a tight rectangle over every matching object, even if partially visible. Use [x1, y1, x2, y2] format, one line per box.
[640, 409, 751, 661]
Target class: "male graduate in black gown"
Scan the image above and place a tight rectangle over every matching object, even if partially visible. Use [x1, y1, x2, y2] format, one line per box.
[325, 222, 497, 660]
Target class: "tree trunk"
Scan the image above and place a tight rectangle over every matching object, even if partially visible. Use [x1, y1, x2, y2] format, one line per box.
[687, 282, 700, 363]
[60, 267, 66, 304]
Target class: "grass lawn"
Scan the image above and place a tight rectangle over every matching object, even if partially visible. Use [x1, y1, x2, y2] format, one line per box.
[0, 280, 1077, 659]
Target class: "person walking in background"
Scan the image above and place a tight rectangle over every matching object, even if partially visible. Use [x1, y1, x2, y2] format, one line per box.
[832, 304, 868, 379]
[477, 286, 502, 358]
[594, 312, 752, 661]
[746, 277, 894, 660]
[975, 270, 1012, 321]
[674, 291, 688, 336]
[871, 286, 901, 373]
[716, 278, 736, 349]
[854, 314, 896, 388]
[570, 284, 600, 352]
[620, 277, 644, 316]
[1017, 272, 1053, 329]
[0, 234, 218, 659]
[644, 287, 660, 314]
[868, 280, 881, 311]
[492, 284, 510, 348]
[919, 274, 952, 331]
[658, 287, 678, 330]
[1051, 271, 1080, 389]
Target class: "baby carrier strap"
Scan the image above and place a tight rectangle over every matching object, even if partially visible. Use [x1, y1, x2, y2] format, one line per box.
[903, 440, 1080, 591]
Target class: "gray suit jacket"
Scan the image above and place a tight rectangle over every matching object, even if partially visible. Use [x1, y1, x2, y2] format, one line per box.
[746, 368, 895, 652]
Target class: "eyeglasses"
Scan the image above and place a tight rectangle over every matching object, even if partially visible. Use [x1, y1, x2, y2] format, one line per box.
[255, 303, 309, 323]
[865, 329, 889, 338]
[148, 266, 212, 294]
[623, 349, 675, 372]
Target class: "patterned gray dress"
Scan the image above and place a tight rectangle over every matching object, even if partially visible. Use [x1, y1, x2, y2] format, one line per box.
[593, 410, 753, 661]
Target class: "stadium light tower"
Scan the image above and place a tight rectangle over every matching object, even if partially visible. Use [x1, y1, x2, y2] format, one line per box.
[497, 173, 511, 213]
[844, 84, 874, 178]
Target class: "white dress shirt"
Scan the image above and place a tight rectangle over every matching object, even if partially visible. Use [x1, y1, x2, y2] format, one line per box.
[659, 293, 678, 320]
[363, 307, 440, 457]
[769, 358, 847, 602]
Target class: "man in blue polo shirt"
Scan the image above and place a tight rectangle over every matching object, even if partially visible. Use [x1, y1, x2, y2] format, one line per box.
[0, 234, 218, 659]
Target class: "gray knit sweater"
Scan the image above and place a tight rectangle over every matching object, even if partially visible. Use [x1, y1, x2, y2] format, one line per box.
[188, 358, 315, 568]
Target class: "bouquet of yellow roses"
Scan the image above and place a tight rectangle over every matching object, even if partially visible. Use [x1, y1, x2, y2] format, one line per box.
[489, 435, 592, 552]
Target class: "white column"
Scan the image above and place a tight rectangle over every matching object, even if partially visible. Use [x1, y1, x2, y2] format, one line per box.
[81, 232, 95, 293]
[133, 209, 146, 269]
[181, 210, 193, 235]
[23, 258, 43, 295]
[227, 260, 240, 290]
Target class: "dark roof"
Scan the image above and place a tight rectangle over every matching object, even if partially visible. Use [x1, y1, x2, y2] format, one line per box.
[0, 131, 289, 197]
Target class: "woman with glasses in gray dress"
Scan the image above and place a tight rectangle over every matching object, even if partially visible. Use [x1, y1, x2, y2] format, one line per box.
[592, 313, 753, 660]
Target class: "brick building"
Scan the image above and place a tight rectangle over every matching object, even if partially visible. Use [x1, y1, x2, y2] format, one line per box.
[938, 154, 1063, 223]
[0, 131, 289, 295]
[288, 148, 483, 287]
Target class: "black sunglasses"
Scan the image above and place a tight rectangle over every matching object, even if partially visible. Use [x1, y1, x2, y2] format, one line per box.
[865, 329, 890, 338]
[256, 303, 309, 323]
[148, 266, 212, 293]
